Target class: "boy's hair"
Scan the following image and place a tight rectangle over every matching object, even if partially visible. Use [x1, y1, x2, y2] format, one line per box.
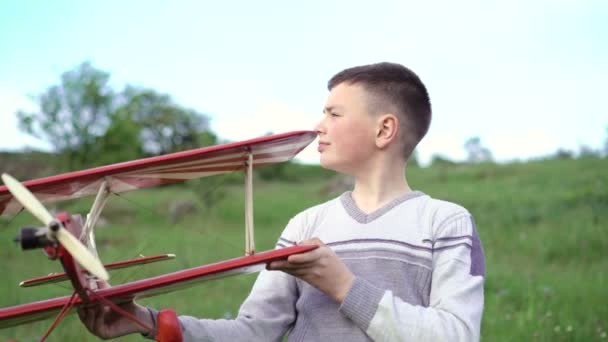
[328, 62, 431, 160]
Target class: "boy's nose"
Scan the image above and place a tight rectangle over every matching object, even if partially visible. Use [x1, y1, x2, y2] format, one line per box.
[314, 118, 325, 135]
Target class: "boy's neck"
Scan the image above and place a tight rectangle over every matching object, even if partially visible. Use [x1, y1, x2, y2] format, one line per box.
[350, 160, 412, 214]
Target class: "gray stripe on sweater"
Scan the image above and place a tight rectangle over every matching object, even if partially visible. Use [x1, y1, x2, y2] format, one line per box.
[470, 217, 486, 276]
[327, 238, 433, 253]
[337, 248, 432, 270]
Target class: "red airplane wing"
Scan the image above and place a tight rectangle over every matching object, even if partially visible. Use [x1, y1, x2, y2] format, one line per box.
[19, 254, 176, 288]
[0, 130, 317, 216]
[0, 245, 316, 329]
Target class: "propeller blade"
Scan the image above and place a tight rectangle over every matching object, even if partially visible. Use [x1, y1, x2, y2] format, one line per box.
[56, 227, 109, 281]
[2, 173, 109, 281]
[1, 173, 54, 225]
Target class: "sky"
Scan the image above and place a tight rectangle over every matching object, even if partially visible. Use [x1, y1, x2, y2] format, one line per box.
[0, 0, 606, 165]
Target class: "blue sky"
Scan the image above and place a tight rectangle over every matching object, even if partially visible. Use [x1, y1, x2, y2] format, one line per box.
[0, 0, 606, 164]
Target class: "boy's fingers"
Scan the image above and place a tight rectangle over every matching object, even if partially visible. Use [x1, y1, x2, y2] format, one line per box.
[287, 248, 322, 264]
[95, 305, 112, 333]
[267, 260, 287, 269]
[78, 306, 97, 331]
[267, 238, 329, 270]
[268, 258, 318, 271]
[298, 238, 324, 246]
[277, 265, 316, 277]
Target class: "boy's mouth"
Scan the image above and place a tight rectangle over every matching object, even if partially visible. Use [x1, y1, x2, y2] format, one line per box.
[318, 141, 329, 152]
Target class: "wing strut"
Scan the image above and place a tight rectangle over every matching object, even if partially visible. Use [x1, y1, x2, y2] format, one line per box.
[244, 151, 255, 255]
[81, 179, 111, 258]
[80, 178, 111, 290]
[83, 178, 110, 237]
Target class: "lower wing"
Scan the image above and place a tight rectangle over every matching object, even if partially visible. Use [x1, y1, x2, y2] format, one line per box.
[0, 245, 316, 329]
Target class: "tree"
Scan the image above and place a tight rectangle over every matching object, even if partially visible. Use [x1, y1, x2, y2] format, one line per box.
[17, 62, 114, 169]
[578, 144, 598, 159]
[430, 154, 457, 167]
[92, 110, 143, 166]
[198, 131, 219, 148]
[553, 148, 574, 160]
[117, 87, 210, 155]
[16, 62, 214, 170]
[464, 137, 493, 163]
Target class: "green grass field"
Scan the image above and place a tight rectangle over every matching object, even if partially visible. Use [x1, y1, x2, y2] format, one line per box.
[1, 157, 606, 341]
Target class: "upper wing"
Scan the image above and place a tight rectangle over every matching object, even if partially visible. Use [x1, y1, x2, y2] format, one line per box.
[0, 245, 317, 329]
[0, 131, 317, 216]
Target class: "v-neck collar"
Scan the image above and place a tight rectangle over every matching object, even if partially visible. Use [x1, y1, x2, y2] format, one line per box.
[339, 190, 425, 224]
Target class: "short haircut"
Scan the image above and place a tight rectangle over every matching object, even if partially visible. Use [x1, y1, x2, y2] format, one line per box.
[328, 62, 431, 160]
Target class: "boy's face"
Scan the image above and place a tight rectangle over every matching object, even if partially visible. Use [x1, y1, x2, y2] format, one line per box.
[315, 82, 377, 174]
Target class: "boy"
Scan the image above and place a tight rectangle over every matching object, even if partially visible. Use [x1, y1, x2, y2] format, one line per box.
[79, 62, 485, 341]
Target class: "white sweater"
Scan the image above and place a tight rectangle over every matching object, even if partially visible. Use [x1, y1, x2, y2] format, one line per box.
[160, 191, 485, 341]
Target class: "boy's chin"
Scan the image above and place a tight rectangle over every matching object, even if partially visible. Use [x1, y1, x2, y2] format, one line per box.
[320, 158, 352, 175]
[319, 155, 336, 169]
[319, 158, 337, 171]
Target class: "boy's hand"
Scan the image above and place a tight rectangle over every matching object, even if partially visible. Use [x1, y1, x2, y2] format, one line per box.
[78, 280, 154, 339]
[267, 238, 355, 304]
[78, 301, 152, 339]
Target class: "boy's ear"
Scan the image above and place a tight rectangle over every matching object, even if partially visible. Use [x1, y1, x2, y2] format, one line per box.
[375, 114, 399, 149]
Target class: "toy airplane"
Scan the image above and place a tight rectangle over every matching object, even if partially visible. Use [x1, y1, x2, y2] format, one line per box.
[0, 130, 318, 341]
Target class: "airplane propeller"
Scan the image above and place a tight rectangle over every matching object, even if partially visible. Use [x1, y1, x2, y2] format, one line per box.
[1, 173, 109, 281]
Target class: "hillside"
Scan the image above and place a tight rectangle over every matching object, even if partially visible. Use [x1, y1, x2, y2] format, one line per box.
[0, 157, 606, 341]
[0, 151, 57, 181]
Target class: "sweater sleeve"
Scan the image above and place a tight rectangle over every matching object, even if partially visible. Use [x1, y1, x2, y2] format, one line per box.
[145, 216, 306, 342]
[339, 213, 485, 341]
